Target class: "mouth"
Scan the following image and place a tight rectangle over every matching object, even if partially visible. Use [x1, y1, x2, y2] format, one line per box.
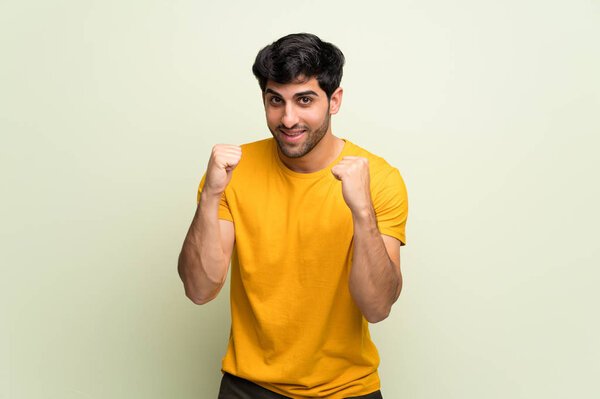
[279, 129, 306, 142]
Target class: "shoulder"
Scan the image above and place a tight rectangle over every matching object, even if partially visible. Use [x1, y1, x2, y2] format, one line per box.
[226, 138, 275, 187]
[240, 137, 273, 154]
[346, 142, 408, 231]
[343, 140, 399, 179]
[343, 140, 407, 201]
[235, 138, 275, 169]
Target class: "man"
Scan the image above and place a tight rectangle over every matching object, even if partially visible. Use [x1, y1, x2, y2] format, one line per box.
[178, 33, 408, 399]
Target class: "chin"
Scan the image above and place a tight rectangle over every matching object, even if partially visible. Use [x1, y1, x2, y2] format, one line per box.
[270, 127, 324, 159]
[278, 142, 308, 159]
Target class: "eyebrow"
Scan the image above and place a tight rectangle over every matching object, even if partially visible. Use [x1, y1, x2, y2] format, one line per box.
[265, 89, 319, 98]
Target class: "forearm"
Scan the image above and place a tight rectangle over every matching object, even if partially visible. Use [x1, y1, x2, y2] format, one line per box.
[178, 192, 228, 304]
[349, 205, 402, 323]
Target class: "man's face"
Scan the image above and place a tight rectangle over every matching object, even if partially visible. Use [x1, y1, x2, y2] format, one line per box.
[263, 77, 331, 159]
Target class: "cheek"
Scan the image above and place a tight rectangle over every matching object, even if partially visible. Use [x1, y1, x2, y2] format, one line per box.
[265, 109, 279, 126]
[305, 110, 327, 127]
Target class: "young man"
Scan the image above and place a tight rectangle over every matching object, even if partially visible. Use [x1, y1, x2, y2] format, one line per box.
[178, 33, 408, 399]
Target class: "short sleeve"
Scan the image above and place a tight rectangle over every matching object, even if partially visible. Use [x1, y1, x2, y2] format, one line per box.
[372, 168, 408, 245]
[197, 173, 234, 222]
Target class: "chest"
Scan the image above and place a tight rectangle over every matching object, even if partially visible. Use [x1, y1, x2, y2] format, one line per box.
[227, 172, 354, 254]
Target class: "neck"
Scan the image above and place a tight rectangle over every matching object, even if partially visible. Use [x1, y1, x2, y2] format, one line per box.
[277, 132, 345, 173]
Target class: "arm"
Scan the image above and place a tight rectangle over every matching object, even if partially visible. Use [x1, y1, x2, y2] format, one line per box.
[331, 156, 402, 323]
[178, 200, 235, 304]
[177, 144, 241, 305]
[349, 208, 402, 323]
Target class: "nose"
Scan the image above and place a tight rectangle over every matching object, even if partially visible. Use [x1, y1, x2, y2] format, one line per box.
[281, 103, 299, 128]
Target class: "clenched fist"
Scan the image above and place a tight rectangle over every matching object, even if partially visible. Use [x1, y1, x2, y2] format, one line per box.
[331, 156, 372, 214]
[203, 144, 242, 197]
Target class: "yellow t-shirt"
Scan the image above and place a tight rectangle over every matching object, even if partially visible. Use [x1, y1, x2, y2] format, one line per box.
[197, 138, 408, 398]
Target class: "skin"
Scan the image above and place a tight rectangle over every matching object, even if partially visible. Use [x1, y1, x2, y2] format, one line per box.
[177, 145, 238, 304]
[263, 76, 345, 173]
[178, 76, 402, 322]
[331, 156, 402, 322]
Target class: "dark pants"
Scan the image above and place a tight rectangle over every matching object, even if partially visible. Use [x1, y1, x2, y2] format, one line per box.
[218, 372, 383, 399]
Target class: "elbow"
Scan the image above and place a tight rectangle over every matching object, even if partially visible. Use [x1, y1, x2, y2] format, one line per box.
[365, 282, 401, 323]
[185, 289, 216, 305]
[363, 285, 400, 323]
[180, 270, 220, 305]
[188, 296, 211, 305]
[391, 271, 403, 302]
[182, 276, 224, 305]
[363, 306, 391, 324]
[394, 281, 403, 302]
[178, 256, 221, 305]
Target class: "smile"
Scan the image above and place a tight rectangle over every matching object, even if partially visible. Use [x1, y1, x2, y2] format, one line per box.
[280, 129, 306, 141]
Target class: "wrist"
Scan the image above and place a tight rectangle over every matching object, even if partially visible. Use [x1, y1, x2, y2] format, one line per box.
[350, 203, 376, 222]
[199, 189, 223, 207]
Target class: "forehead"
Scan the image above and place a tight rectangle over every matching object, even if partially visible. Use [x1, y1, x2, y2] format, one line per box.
[265, 76, 324, 97]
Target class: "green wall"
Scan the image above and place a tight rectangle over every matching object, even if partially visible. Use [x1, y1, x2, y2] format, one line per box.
[2, 0, 599, 397]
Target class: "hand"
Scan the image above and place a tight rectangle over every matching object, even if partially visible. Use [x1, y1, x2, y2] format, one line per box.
[203, 144, 242, 197]
[331, 156, 372, 214]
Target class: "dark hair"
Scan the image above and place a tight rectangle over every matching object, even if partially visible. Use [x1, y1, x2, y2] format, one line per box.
[252, 33, 345, 99]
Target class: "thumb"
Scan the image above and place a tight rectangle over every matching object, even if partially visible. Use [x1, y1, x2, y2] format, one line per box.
[331, 165, 343, 181]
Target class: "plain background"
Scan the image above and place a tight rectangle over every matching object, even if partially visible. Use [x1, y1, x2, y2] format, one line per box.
[1, 0, 599, 398]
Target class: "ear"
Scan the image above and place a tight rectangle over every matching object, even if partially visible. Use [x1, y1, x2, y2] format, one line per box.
[328, 87, 343, 115]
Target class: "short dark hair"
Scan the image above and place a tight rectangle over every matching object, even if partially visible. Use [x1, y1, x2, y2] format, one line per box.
[252, 33, 345, 99]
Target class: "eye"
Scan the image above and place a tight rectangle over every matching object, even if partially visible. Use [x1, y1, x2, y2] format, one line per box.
[298, 96, 312, 105]
[269, 96, 283, 105]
